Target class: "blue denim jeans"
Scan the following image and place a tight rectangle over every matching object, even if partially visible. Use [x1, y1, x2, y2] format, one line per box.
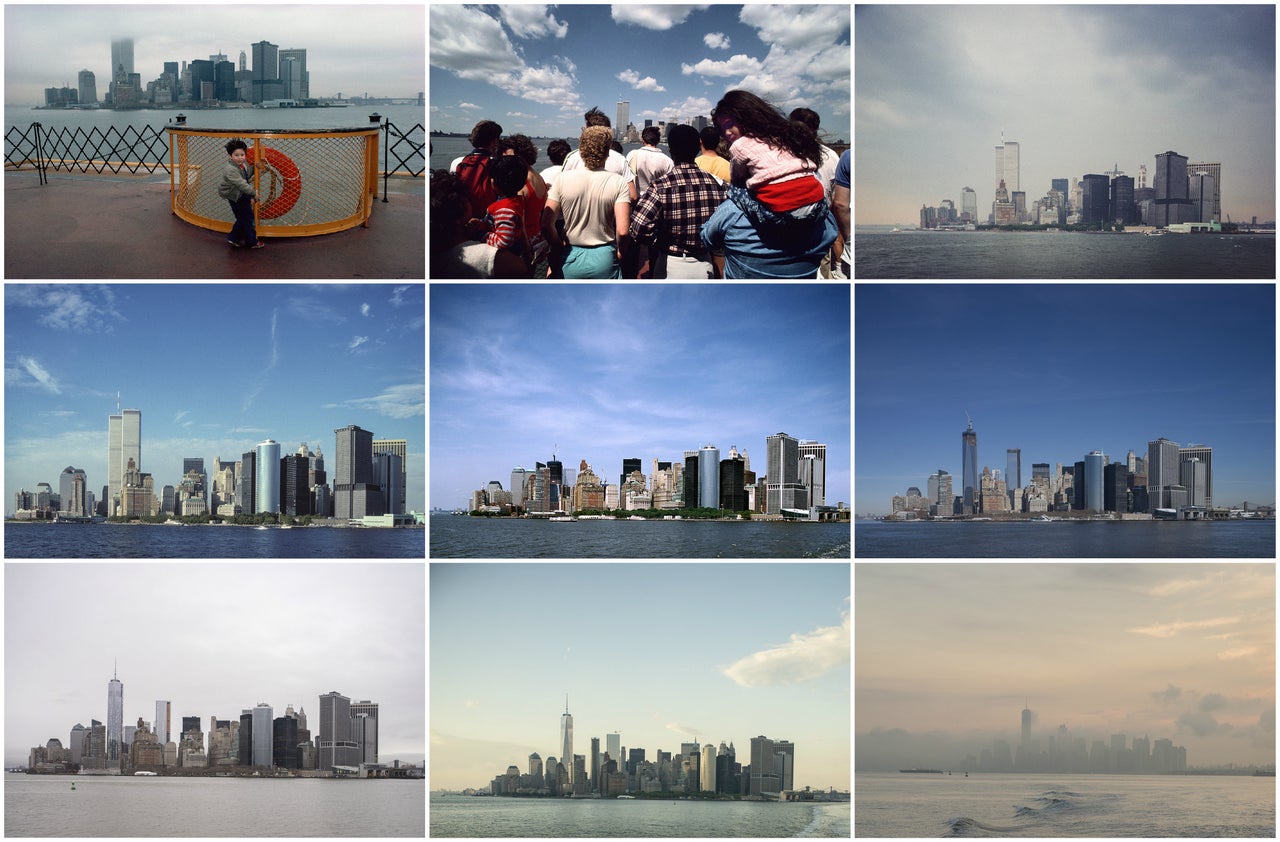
[228, 196, 258, 246]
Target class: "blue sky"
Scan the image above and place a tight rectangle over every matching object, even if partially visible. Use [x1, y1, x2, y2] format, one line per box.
[5, 284, 425, 513]
[429, 284, 851, 510]
[429, 3, 850, 141]
[855, 284, 1276, 515]
[430, 562, 850, 790]
[856, 5, 1276, 225]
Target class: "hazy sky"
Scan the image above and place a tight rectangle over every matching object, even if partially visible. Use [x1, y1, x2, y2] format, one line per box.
[429, 284, 851, 510]
[430, 3, 850, 141]
[856, 563, 1275, 770]
[854, 284, 1276, 516]
[430, 562, 850, 791]
[4, 3, 425, 105]
[5, 284, 426, 513]
[4, 562, 425, 768]
[855, 4, 1277, 225]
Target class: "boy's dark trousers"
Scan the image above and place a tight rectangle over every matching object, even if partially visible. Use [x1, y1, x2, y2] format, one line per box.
[228, 196, 258, 246]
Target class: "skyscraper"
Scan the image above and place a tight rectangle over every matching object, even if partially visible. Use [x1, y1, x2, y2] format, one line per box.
[927, 469, 952, 517]
[1189, 171, 1216, 223]
[1005, 449, 1021, 507]
[961, 419, 978, 515]
[252, 703, 273, 767]
[107, 664, 123, 767]
[797, 440, 827, 507]
[110, 38, 134, 85]
[350, 700, 379, 763]
[1081, 174, 1110, 225]
[994, 135, 1019, 194]
[1084, 451, 1105, 511]
[155, 700, 171, 747]
[372, 439, 408, 513]
[334, 425, 383, 519]
[107, 408, 141, 516]
[1021, 702, 1031, 746]
[766, 432, 806, 512]
[319, 691, 360, 770]
[615, 100, 630, 141]
[1185, 161, 1222, 223]
[1177, 445, 1213, 509]
[698, 445, 720, 510]
[277, 47, 308, 100]
[1153, 150, 1191, 226]
[78, 69, 97, 104]
[255, 439, 281, 514]
[1147, 437, 1180, 511]
[280, 453, 312, 516]
[749, 735, 780, 796]
[961, 186, 977, 222]
[560, 698, 574, 786]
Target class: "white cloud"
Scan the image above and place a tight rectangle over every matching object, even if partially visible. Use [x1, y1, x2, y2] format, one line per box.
[617, 68, 666, 92]
[348, 336, 369, 351]
[457, 102, 482, 111]
[681, 54, 763, 78]
[16, 356, 61, 394]
[327, 383, 425, 420]
[506, 111, 538, 120]
[739, 4, 845, 50]
[611, 5, 709, 30]
[704, 32, 730, 49]
[499, 5, 568, 39]
[722, 612, 850, 687]
[360, 302, 371, 317]
[1127, 617, 1241, 638]
[390, 286, 411, 307]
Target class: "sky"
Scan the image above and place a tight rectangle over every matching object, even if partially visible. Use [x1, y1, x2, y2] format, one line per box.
[4, 3, 425, 105]
[855, 563, 1276, 770]
[430, 562, 850, 791]
[429, 284, 851, 510]
[855, 4, 1277, 225]
[854, 284, 1276, 516]
[4, 284, 426, 513]
[429, 3, 850, 142]
[5, 562, 425, 768]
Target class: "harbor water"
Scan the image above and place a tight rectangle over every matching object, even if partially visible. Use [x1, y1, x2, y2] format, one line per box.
[429, 795, 850, 838]
[429, 515, 850, 559]
[4, 522, 425, 559]
[854, 228, 1276, 279]
[4, 774, 424, 837]
[855, 519, 1275, 558]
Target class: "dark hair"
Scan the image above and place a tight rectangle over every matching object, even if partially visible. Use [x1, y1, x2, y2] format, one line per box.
[610, 140, 624, 155]
[583, 107, 611, 128]
[496, 137, 515, 156]
[641, 126, 661, 146]
[489, 155, 528, 198]
[712, 90, 822, 168]
[788, 107, 820, 133]
[225, 139, 247, 155]
[507, 134, 538, 167]
[666, 125, 700, 164]
[469, 120, 503, 148]
[547, 139, 571, 166]
[430, 170, 471, 254]
[698, 125, 721, 151]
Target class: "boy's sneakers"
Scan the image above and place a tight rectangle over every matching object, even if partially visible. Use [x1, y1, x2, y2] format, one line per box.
[227, 239, 242, 247]
[249, 242, 265, 249]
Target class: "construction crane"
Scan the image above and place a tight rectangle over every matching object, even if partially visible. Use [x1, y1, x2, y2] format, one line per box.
[964, 410, 973, 430]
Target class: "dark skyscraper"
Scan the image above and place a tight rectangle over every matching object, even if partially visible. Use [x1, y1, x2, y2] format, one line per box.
[1153, 150, 1191, 226]
[961, 418, 978, 515]
[620, 458, 641, 490]
[683, 453, 699, 508]
[272, 715, 299, 769]
[1006, 448, 1021, 507]
[239, 449, 256, 516]
[718, 456, 746, 511]
[334, 425, 383, 519]
[1081, 173, 1110, 224]
[1104, 461, 1129, 512]
[280, 454, 312, 516]
[1111, 175, 1135, 224]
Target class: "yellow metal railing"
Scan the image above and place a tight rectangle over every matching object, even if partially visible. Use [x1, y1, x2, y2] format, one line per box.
[166, 126, 379, 237]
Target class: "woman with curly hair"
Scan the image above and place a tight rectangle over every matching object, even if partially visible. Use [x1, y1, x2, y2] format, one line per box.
[540, 125, 631, 279]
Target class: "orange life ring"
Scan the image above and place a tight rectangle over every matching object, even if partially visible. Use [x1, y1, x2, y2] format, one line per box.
[246, 146, 301, 219]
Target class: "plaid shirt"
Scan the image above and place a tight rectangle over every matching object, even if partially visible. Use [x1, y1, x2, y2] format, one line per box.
[629, 162, 726, 254]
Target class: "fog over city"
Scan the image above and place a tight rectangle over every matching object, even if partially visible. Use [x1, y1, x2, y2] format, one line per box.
[856, 564, 1275, 770]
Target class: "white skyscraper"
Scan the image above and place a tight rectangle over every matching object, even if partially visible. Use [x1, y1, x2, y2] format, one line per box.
[256, 439, 281, 514]
[252, 703, 273, 767]
[107, 664, 123, 766]
[701, 743, 716, 792]
[995, 136, 1020, 193]
[107, 408, 141, 516]
[155, 700, 171, 747]
[560, 699, 574, 786]
[615, 101, 629, 141]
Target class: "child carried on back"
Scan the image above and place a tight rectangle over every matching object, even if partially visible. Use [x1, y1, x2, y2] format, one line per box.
[469, 156, 532, 263]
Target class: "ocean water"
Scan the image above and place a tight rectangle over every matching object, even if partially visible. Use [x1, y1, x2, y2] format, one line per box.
[429, 795, 850, 838]
[854, 519, 1275, 558]
[3, 522, 425, 559]
[4, 774, 424, 837]
[428, 136, 648, 174]
[853, 230, 1276, 279]
[429, 514, 851, 558]
[855, 772, 1274, 837]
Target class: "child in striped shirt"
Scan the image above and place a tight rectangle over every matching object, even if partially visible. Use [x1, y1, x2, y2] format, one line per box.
[472, 156, 531, 262]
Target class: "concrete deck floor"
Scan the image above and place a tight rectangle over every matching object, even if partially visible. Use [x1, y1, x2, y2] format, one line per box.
[4, 170, 424, 279]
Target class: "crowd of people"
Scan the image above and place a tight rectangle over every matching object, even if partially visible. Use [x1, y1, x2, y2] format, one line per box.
[430, 90, 850, 279]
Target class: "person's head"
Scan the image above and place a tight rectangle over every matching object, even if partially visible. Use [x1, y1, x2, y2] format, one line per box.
[583, 107, 611, 128]
[610, 140, 624, 155]
[577, 126, 613, 170]
[788, 107, 821, 134]
[641, 126, 661, 147]
[547, 139, 571, 166]
[469, 120, 503, 151]
[225, 139, 248, 164]
[489, 155, 528, 198]
[698, 125, 721, 153]
[666, 125, 700, 165]
[507, 134, 538, 168]
[430, 170, 472, 253]
[496, 137, 515, 157]
[712, 89, 822, 167]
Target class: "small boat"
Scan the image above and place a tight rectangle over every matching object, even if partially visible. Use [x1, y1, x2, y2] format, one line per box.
[549, 516, 576, 522]
[617, 794, 636, 799]
[1031, 515, 1053, 522]
[133, 770, 158, 776]
[899, 768, 943, 774]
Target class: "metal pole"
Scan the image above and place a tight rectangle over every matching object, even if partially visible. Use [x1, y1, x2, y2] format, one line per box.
[381, 118, 389, 203]
[34, 122, 47, 186]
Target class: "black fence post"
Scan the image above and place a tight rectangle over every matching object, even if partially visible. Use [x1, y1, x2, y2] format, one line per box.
[33, 121, 47, 186]
[382, 118, 390, 204]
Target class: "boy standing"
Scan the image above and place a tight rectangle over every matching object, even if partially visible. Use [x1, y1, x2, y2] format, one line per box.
[219, 139, 263, 248]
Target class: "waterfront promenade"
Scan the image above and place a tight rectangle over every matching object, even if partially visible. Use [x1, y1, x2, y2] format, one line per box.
[5, 171, 424, 279]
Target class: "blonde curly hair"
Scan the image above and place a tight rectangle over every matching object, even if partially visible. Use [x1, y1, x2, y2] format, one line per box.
[577, 126, 613, 170]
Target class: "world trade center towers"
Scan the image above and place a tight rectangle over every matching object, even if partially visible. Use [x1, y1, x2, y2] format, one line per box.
[961, 419, 978, 515]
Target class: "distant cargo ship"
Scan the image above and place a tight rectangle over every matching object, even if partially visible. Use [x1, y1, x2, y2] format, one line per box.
[899, 768, 943, 774]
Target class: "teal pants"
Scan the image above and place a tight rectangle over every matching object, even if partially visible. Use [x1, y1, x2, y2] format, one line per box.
[562, 244, 621, 279]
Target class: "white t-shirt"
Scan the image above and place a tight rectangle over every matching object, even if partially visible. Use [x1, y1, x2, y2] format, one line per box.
[561, 149, 635, 185]
[817, 145, 839, 201]
[540, 164, 564, 192]
[448, 155, 465, 174]
[626, 146, 674, 197]
[548, 169, 630, 247]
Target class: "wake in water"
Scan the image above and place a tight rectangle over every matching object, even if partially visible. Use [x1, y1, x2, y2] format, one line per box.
[943, 789, 1093, 836]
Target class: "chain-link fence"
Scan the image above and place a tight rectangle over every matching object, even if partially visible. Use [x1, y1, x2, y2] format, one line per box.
[168, 127, 378, 237]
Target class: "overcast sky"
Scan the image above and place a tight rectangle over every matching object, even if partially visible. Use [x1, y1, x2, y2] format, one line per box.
[855, 4, 1277, 225]
[431, 563, 850, 791]
[4, 3, 425, 104]
[856, 563, 1275, 770]
[5, 563, 424, 769]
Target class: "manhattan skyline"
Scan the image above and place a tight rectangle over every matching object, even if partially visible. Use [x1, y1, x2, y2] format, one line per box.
[430, 563, 850, 792]
[854, 284, 1276, 516]
[4, 563, 425, 769]
[430, 284, 850, 511]
[4, 284, 425, 514]
[856, 564, 1275, 770]
[855, 5, 1276, 225]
